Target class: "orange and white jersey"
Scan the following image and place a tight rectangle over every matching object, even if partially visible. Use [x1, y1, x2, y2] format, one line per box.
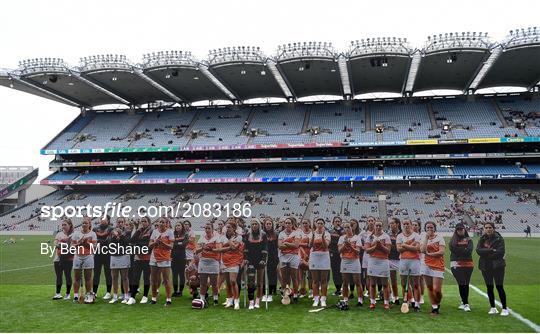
[309, 231, 331, 252]
[423, 234, 446, 271]
[366, 232, 391, 259]
[54, 231, 73, 261]
[298, 229, 311, 260]
[221, 235, 244, 268]
[71, 230, 97, 256]
[278, 229, 300, 255]
[396, 232, 421, 260]
[150, 229, 174, 262]
[338, 234, 361, 260]
[198, 233, 222, 261]
[186, 230, 196, 250]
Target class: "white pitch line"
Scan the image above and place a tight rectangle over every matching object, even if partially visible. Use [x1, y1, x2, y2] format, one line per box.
[445, 268, 540, 333]
[0, 263, 52, 273]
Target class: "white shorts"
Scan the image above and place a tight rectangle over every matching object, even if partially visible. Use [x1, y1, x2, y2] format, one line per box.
[308, 251, 331, 271]
[340, 258, 361, 274]
[185, 249, 194, 261]
[73, 255, 94, 270]
[198, 258, 220, 274]
[389, 259, 400, 271]
[279, 253, 300, 269]
[362, 254, 370, 269]
[399, 258, 421, 276]
[110, 255, 131, 269]
[367, 257, 390, 278]
[222, 265, 240, 273]
[149, 258, 171, 268]
[421, 265, 444, 279]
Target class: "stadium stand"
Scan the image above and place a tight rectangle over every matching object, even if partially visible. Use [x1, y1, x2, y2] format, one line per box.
[384, 165, 448, 176]
[133, 170, 192, 179]
[41, 97, 538, 152]
[452, 164, 523, 175]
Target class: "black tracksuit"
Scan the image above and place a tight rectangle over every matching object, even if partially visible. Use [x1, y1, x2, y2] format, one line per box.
[476, 232, 507, 309]
[93, 225, 113, 294]
[129, 227, 152, 298]
[449, 236, 474, 305]
[171, 231, 187, 294]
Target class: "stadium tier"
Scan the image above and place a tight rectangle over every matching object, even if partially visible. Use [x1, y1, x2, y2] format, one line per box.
[1, 185, 538, 233]
[0, 167, 38, 210]
[40, 97, 539, 153]
[40, 161, 538, 185]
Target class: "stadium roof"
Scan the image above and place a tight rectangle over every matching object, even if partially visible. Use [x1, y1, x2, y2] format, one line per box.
[1, 27, 538, 108]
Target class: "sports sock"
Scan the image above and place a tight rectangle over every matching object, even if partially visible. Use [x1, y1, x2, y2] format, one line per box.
[370, 298, 376, 304]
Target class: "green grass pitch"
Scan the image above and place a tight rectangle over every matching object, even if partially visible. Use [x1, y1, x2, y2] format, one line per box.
[1, 236, 539, 332]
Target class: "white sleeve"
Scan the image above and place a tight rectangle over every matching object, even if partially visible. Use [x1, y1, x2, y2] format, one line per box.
[396, 234, 403, 244]
[337, 235, 345, 246]
[324, 232, 331, 243]
[438, 235, 446, 246]
[150, 229, 159, 241]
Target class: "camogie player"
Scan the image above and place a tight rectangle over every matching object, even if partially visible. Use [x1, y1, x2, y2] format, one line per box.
[92, 215, 113, 300]
[449, 223, 473, 312]
[108, 217, 132, 304]
[149, 217, 174, 306]
[412, 220, 425, 304]
[297, 218, 312, 298]
[244, 219, 268, 309]
[196, 222, 223, 305]
[278, 217, 300, 303]
[360, 217, 375, 295]
[420, 221, 446, 315]
[329, 216, 344, 295]
[218, 223, 244, 310]
[338, 221, 363, 307]
[365, 221, 391, 310]
[262, 218, 279, 301]
[184, 221, 196, 263]
[309, 218, 331, 307]
[171, 222, 188, 297]
[52, 219, 74, 300]
[127, 216, 152, 304]
[388, 218, 402, 305]
[396, 218, 422, 311]
[71, 217, 97, 303]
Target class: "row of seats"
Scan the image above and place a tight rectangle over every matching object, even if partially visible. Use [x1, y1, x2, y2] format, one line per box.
[44, 98, 539, 151]
[46, 163, 535, 182]
[2, 186, 537, 233]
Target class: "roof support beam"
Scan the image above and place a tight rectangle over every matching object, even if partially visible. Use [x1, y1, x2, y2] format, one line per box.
[266, 60, 294, 98]
[133, 69, 183, 104]
[73, 72, 131, 105]
[403, 52, 421, 95]
[467, 47, 502, 92]
[199, 65, 239, 101]
[11, 75, 82, 107]
[337, 56, 352, 98]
